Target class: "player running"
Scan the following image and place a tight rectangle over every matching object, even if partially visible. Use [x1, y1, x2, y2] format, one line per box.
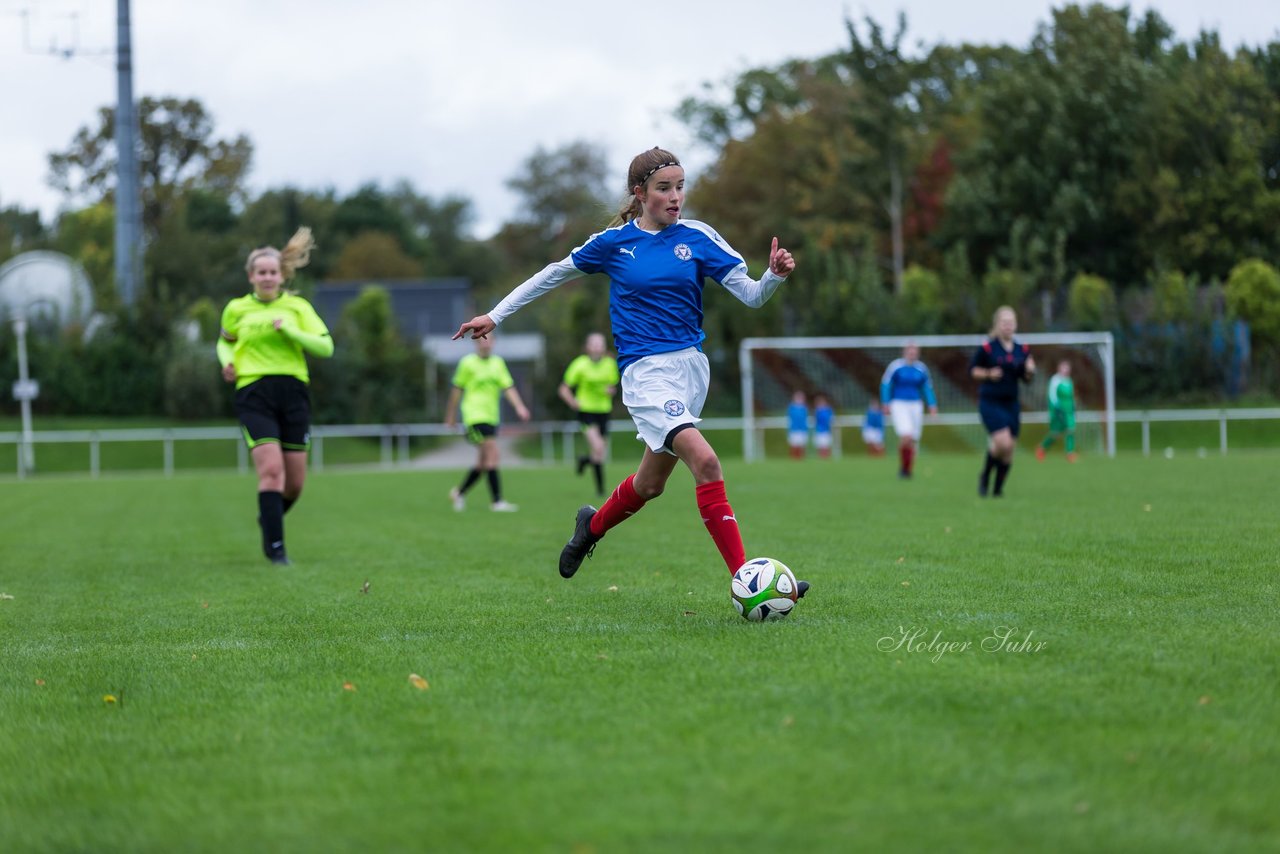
[1037, 359, 1077, 462]
[445, 335, 532, 512]
[880, 342, 938, 479]
[453, 146, 808, 599]
[218, 228, 334, 565]
[558, 332, 619, 496]
[970, 306, 1036, 497]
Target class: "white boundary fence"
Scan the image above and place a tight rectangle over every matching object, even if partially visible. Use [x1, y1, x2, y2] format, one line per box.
[739, 332, 1117, 460]
[1, 408, 1278, 478]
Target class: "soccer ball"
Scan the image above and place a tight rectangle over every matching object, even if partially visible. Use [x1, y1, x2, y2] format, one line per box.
[731, 557, 799, 621]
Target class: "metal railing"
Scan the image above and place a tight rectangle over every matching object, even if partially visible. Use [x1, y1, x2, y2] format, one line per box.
[1, 408, 1277, 478]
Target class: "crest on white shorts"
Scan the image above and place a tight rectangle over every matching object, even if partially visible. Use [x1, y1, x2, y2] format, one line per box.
[664, 399, 686, 416]
[673, 243, 692, 261]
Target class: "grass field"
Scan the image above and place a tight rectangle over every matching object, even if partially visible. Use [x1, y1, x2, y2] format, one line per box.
[1, 451, 1277, 852]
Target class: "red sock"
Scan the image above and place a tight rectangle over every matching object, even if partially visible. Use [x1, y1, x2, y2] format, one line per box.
[899, 445, 910, 472]
[905, 444, 915, 474]
[696, 480, 746, 574]
[589, 474, 647, 537]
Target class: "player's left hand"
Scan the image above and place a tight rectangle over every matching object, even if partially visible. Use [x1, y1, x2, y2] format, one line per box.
[453, 315, 495, 340]
[769, 237, 795, 277]
[1025, 356, 1037, 377]
[517, 405, 532, 422]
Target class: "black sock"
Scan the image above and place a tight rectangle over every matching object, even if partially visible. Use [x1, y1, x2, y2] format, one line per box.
[487, 469, 502, 503]
[459, 468, 482, 494]
[980, 452, 996, 489]
[592, 462, 604, 495]
[258, 490, 285, 558]
[576, 455, 589, 475]
[283, 496, 296, 515]
[993, 460, 1012, 495]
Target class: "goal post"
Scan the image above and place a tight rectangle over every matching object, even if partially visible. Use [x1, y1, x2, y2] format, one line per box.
[739, 333, 1115, 461]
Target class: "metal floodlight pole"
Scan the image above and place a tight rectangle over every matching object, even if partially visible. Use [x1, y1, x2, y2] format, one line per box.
[13, 317, 36, 473]
[113, 0, 143, 307]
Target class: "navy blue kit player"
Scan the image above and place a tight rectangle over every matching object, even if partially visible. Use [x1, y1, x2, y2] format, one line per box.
[970, 306, 1036, 497]
[453, 146, 808, 600]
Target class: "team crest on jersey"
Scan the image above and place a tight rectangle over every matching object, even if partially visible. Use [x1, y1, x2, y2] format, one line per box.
[664, 399, 686, 417]
[673, 243, 692, 261]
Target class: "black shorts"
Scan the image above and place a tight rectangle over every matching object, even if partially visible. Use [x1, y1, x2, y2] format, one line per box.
[235, 376, 312, 451]
[465, 423, 498, 445]
[577, 411, 611, 435]
[979, 398, 1020, 438]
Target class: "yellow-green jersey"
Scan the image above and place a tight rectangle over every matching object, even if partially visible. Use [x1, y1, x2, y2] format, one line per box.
[562, 354, 619, 414]
[219, 293, 332, 389]
[452, 353, 515, 426]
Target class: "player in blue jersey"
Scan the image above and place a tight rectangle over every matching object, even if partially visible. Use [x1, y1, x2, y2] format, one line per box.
[880, 342, 938, 479]
[970, 306, 1036, 497]
[786, 391, 809, 459]
[453, 146, 808, 599]
[813, 393, 835, 458]
[861, 402, 885, 456]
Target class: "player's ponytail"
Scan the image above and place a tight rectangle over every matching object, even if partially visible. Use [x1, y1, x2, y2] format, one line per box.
[279, 227, 315, 280]
[609, 147, 681, 227]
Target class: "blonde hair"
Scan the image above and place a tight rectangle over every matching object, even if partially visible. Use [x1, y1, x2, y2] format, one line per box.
[609, 147, 681, 226]
[244, 227, 316, 281]
[989, 305, 1017, 336]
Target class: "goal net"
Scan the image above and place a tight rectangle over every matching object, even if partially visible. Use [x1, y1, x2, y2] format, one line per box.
[739, 333, 1115, 461]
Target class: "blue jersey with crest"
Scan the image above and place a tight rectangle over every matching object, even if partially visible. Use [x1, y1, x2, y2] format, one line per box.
[570, 219, 746, 371]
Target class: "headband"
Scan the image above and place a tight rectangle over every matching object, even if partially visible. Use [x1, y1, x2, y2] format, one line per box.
[640, 160, 681, 184]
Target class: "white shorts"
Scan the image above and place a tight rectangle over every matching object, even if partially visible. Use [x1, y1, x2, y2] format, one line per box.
[788, 430, 809, 449]
[889, 400, 924, 440]
[621, 347, 710, 454]
[814, 431, 833, 450]
[861, 427, 883, 445]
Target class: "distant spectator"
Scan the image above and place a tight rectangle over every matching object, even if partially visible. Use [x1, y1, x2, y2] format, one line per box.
[786, 390, 809, 459]
[813, 393, 835, 459]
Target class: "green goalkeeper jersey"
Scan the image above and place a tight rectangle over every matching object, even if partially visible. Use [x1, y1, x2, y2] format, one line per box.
[562, 354, 619, 414]
[1048, 375, 1075, 414]
[219, 293, 332, 389]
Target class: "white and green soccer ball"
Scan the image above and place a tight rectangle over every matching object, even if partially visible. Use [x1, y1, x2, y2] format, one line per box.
[731, 557, 798, 621]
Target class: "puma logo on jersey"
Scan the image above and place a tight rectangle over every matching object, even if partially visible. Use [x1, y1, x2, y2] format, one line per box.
[722, 515, 736, 523]
[618, 246, 637, 259]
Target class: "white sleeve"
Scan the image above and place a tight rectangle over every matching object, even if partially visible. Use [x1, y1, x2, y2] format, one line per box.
[718, 264, 786, 308]
[488, 257, 587, 325]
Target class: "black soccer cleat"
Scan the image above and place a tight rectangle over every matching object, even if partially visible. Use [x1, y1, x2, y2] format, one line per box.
[559, 505, 601, 578]
[978, 474, 989, 497]
[796, 580, 810, 599]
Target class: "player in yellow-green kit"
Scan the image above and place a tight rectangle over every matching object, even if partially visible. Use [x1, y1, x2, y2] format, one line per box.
[558, 332, 619, 496]
[1036, 359, 1077, 462]
[445, 335, 531, 511]
[217, 228, 334, 565]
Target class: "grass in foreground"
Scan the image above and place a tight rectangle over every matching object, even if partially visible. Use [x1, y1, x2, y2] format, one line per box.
[1, 452, 1277, 852]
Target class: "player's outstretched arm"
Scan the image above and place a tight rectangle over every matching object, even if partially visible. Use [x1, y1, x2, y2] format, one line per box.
[453, 315, 496, 340]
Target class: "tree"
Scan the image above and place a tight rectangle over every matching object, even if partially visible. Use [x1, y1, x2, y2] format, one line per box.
[48, 96, 253, 234]
[1225, 259, 1280, 343]
[0, 201, 47, 263]
[1067, 273, 1118, 330]
[328, 231, 422, 280]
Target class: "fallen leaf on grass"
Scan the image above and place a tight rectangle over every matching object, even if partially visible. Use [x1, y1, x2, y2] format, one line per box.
[682, 611, 697, 616]
[896, 556, 906, 564]
[360, 581, 370, 594]
[34, 679, 45, 686]
[607, 585, 619, 592]
[0, 592, 14, 600]
[901, 581, 910, 587]
[103, 695, 117, 704]
[201, 602, 209, 609]
[1198, 695, 1212, 706]
[343, 682, 357, 692]
[781, 715, 795, 727]
[1143, 504, 1152, 512]
[408, 673, 429, 691]
[596, 654, 609, 660]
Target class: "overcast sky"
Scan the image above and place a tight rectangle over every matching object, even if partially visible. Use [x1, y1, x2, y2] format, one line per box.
[1, 0, 1276, 238]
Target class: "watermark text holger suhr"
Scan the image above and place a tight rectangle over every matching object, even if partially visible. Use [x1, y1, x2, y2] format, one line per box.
[878, 626, 1047, 663]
